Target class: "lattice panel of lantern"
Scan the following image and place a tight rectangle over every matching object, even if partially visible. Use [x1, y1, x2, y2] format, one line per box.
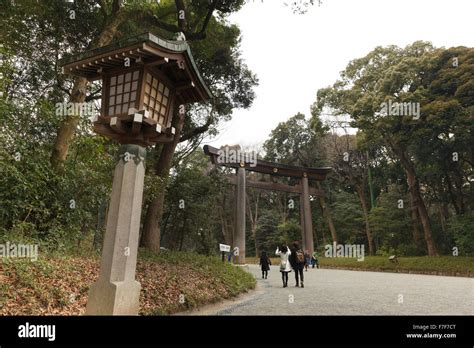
[143, 73, 171, 125]
[107, 70, 140, 116]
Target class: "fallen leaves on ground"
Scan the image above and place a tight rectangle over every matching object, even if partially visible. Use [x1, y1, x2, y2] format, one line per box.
[0, 251, 255, 315]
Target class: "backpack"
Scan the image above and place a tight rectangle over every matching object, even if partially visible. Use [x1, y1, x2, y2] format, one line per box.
[296, 249, 305, 264]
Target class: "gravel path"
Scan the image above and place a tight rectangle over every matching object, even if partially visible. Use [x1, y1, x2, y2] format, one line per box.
[212, 265, 474, 315]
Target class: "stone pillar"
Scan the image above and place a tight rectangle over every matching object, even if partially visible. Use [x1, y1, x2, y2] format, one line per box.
[234, 166, 246, 264]
[299, 193, 307, 251]
[86, 144, 146, 315]
[302, 175, 314, 254]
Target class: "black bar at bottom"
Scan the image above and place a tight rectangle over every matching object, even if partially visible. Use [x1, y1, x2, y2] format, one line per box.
[0, 316, 472, 346]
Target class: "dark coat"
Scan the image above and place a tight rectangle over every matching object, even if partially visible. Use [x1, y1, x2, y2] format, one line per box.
[289, 248, 305, 270]
[260, 256, 271, 271]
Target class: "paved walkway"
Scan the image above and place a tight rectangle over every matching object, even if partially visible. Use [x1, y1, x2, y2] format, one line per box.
[199, 265, 474, 315]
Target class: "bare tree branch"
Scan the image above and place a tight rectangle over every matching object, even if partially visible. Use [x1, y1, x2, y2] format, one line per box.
[199, 0, 220, 36]
[85, 94, 102, 102]
[112, 0, 121, 15]
[126, 1, 218, 41]
[179, 116, 214, 143]
[97, 0, 108, 20]
[175, 0, 188, 31]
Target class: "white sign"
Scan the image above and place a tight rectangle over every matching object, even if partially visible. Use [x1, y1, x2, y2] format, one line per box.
[219, 244, 231, 252]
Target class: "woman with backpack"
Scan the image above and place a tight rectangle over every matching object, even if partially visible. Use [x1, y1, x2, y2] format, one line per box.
[275, 244, 291, 287]
[289, 241, 305, 288]
[259, 250, 272, 279]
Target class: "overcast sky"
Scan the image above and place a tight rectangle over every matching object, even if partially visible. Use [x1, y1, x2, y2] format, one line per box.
[203, 0, 474, 149]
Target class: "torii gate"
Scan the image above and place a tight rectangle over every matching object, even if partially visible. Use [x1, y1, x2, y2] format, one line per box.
[204, 145, 331, 264]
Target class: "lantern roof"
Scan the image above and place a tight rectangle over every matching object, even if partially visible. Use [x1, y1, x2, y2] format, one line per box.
[60, 32, 212, 104]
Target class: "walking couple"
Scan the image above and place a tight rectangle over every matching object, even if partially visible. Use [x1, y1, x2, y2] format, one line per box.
[275, 241, 306, 288]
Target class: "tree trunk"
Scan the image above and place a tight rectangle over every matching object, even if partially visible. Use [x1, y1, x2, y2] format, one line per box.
[407, 168, 437, 256]
[247, 191, 259, 257]
[409, 193, 423, 248]
[355, 184, 374, 255]
[399, 153, 438, 256]
[445, 174, 461, 215]
[316, 182, 338, 243]
[438, 203, 448, 234]
[141, 2, 192, 254]
[178, 215, 187, 251]
[142, 190, 165, 252]
[142, 109, 185, 252]
[219, 197, 233, 246]
[160, 206, 173, 242]
[453, 168, 466, 214]
[389, 140, 438, 256]
[276, 193, 288, 224]
[93, 200, 108, 250]
[50, 14, 126, 171]
[249, 218, 259, 257]
[51, 77, 88, 171]
[252, 226, 259, 257]
[322, 232, 327, 247]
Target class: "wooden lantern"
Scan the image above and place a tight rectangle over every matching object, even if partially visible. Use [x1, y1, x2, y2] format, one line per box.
[60, 32, 212, 146]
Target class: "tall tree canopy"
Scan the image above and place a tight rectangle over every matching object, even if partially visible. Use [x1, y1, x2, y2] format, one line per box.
[314, 42, 474, 256]
[0, 0, 258, 252]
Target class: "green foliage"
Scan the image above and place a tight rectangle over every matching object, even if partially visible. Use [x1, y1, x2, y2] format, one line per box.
[276, 220, 301, 245]
[1, 0, 258, 151]
[160, 151, 223, 253]
[448, 212, 474, 256]
[0, 97, 115, 252]
[253, 209, 280, 255]
[329, 190, 364, 243]
[368, 187, 412, 254]
[264, 113, 326, 167]
[0, 1, 472, 264]
[0, 0, 257, 256]
[314, 42, 474, 256]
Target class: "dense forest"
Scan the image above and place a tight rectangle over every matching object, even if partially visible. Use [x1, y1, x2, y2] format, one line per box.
[0, 1, 473, 258]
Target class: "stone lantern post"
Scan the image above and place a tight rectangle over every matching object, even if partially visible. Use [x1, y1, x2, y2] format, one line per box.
[61, 32, 212, 315]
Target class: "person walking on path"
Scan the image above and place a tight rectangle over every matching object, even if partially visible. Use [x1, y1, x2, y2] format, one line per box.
[275, 245, 291, 287]
[259, 251, 272, 279]
[312, 250, 320, 269]
[304, 250, 311, 271]
[289, 241, 305, 288]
